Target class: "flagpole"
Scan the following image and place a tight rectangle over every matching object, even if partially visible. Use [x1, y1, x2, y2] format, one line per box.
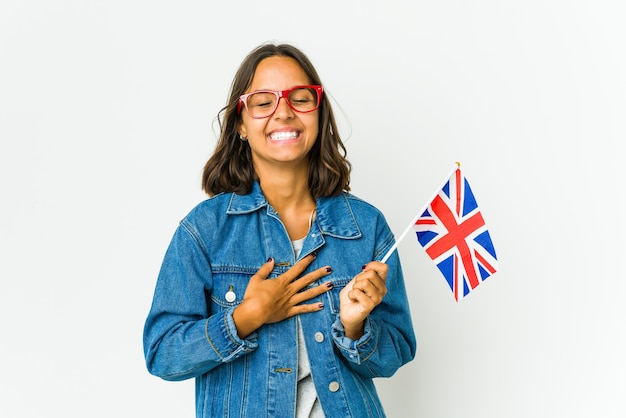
[380, 162, 460, 263]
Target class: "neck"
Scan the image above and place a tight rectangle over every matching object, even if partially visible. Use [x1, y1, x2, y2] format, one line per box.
[257, 167, 316, 240]
[257, 165, 313, 213]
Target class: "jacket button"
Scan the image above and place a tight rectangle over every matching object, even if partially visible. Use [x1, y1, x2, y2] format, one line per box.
[328, 381, 340, 392]
[225, 286, 236, 303]
[314, 332, 324, 342]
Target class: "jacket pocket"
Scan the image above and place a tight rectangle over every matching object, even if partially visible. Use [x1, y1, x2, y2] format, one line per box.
[209, 270, 254, 314]
[325, 277, 352, 314]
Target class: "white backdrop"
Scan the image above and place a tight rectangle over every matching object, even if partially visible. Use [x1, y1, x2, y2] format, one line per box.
[1, 1, 625, 417]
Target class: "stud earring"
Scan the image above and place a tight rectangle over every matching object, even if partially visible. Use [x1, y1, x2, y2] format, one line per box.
[239, 134, 248, 141]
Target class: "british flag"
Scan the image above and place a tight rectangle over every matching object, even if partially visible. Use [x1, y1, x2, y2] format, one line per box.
[414, 167, 498, 301]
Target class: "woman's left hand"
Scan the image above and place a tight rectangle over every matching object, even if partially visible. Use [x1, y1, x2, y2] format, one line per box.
[339, 261, 388, 339]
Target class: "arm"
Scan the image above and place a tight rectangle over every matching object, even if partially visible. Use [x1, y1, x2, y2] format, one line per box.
[143, 224, 257, 381]
[332, 226, 417, 378]
[143, 222, 333, 381]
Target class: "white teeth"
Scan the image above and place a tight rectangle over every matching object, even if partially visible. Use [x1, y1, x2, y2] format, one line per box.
[269, 131, 299, 140]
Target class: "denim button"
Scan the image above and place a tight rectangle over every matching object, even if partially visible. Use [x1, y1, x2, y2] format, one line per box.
[225, 286, 236, 303]
[328, 381, 340, 392]
[314, 332, 324, 342]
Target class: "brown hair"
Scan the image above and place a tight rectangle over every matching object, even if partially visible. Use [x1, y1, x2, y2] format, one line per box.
[202, 43, 351, 198]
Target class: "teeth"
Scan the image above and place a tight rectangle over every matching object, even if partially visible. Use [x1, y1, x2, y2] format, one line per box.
[270, 131, 298, 140]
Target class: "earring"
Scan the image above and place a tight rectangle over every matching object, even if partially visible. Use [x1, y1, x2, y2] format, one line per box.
[239, 134, 248, 141]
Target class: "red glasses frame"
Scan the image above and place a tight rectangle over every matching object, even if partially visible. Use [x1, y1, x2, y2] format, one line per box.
[237, 85, 323, 118]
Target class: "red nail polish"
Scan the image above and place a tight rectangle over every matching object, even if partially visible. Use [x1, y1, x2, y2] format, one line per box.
[325, 266, 332, 273]
[267, 257, 274, 263]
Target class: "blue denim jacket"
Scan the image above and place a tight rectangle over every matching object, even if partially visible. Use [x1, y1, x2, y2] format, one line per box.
[143, 182, 416, 417]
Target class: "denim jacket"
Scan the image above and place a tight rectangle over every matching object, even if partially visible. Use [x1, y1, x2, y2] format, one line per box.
[143, 182, 416, 417]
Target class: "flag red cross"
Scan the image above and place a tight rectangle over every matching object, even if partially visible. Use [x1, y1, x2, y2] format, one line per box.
[423, 194, 487, 290]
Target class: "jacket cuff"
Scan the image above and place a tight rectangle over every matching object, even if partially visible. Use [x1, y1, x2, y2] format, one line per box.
[205, 308, 258, 362]
[331, 316, 377, 365]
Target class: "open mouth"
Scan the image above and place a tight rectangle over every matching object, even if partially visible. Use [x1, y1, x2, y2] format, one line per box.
[268, 130, 300, 141]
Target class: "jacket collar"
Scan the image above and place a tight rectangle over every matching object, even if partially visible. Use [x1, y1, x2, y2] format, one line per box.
[227, 182, 361, 239]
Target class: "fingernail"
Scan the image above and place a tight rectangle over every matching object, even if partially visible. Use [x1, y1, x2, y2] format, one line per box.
[267, 257, 274, 263]
[325, 266, 332, 273]
[318, 303, 324, 309]
[311, 252, 318, 258]
[361, 265, 367, 270]
[326, 282, 334, 289]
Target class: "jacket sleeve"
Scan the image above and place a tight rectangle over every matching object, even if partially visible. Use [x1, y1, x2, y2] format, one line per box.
[331, 220, 417, 378]
[143, 221, 258, 381]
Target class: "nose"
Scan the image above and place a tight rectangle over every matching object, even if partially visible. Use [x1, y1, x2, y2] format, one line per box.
[273, 96, 294, 119]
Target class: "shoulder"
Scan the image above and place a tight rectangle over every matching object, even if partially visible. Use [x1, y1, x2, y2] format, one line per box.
[319, 192, 391, 233]
[325, 192, 397, 260]
[343, 192, 379, 210]
[342, 192, 388, 221]
[181, 192, 234, 225]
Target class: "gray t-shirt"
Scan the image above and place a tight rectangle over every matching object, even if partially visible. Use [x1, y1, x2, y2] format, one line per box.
[293, 237, 325, 418]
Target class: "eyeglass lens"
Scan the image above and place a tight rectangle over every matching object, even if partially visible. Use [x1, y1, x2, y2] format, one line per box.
[246, 87, 318, 118]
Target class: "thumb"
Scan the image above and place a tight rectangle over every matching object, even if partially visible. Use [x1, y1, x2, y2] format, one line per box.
[340, 277, 356, 300]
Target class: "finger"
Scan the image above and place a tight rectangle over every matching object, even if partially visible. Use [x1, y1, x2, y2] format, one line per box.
[291, 265, 333, 292]
[287, 301, 325, 318]
[280, 253, 317, 283]
[362, 261, 388, 282]
[251, 257, 275, 282]
[291, 279, 333, 305]
[354, 270, 386, 297]
[354, 272, 387, 301]
[351, 282, 385, 306]
[347, 288, 376, 313]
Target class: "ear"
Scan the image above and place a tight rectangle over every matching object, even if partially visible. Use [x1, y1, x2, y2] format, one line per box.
[237, 122, 247, 139]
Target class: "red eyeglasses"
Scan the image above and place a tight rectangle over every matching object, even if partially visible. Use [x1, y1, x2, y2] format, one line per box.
[237, 85, 323, 119]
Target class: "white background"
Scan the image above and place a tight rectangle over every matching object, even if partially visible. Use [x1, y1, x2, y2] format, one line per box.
[1, 1, 625, 417]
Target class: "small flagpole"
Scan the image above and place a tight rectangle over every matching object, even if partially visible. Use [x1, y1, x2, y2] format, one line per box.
[380, 162, 461, 263]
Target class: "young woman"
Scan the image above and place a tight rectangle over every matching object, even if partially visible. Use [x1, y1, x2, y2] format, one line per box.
[143, 43, 416, 418]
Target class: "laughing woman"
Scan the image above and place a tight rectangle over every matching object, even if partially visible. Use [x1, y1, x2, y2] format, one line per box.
[143, 43, 416, 418]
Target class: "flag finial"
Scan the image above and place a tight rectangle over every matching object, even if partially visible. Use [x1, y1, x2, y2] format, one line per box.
[455, 161, 461, 168]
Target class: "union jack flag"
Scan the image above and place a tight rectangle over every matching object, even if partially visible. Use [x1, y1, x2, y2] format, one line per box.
[413, 167, 498, 301]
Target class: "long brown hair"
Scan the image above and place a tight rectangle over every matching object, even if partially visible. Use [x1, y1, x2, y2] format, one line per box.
[202, 43, 351, 198]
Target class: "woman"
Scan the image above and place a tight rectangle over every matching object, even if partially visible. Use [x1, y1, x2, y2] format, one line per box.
[143, 43, 416, 418]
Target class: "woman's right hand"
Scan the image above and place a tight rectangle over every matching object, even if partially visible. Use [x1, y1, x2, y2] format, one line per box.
[232, 254, 333, 338]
